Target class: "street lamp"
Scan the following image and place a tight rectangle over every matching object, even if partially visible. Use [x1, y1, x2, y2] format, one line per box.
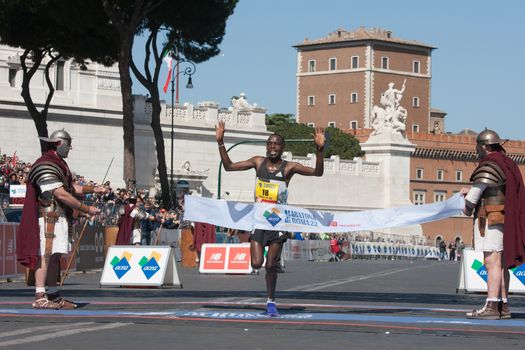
[170, 58, 196, 209]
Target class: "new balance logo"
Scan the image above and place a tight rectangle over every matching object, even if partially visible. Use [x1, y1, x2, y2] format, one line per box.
[210, 253, 223, 261]
[232, 253, 247, 261]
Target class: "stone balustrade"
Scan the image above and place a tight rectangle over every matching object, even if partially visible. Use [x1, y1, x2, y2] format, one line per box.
[282, 152, 380, 175]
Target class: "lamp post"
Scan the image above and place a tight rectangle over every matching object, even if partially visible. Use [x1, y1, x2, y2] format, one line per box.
[170, 58, 196, 209]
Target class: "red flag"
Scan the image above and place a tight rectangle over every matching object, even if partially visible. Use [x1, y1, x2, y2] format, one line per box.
[163, 55, 173, 93]
[12, 151, 17, 167]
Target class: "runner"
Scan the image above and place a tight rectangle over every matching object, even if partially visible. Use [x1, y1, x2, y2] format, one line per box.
[215, 120, 325, 316]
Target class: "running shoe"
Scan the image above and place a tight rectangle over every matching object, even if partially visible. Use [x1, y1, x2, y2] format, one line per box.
[266, 301, 279, 317]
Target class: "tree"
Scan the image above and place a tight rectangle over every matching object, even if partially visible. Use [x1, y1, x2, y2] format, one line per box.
[266, 114, 363, 159]
[130, 0, 238, 208]
[0, 0, 117, 152]
[102, 0, 167, 185]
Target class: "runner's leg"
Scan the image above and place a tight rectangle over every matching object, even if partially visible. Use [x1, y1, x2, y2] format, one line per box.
[250, 240, 264, 270]
[265, 242, 282, 300]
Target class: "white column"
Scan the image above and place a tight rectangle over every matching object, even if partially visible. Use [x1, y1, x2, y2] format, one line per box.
[361, 132, 422, 236]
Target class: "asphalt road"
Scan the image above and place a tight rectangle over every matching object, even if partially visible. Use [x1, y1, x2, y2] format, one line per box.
[1, 259, 524, 350]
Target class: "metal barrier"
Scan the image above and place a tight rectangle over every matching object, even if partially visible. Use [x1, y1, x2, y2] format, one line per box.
[283, 240, 440, 262]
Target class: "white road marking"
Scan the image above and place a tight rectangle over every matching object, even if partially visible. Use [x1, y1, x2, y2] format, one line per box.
[285, 263, 436, 291]
[0, 322, 129, 347]
[0, 323, 95, 338]
[239, 263, 437, 302]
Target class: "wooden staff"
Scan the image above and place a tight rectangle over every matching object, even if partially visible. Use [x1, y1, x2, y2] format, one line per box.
[60, 218, 89, 286]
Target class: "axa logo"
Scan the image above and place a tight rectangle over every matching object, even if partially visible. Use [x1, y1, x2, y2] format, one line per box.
[138, 251, 162, 280]
[511, 265, 525, 286]
[110, 251, 132, 279]
[263, 208, 282, 227]
[471, 259, 488, 282]
[232, 253, 247, 261]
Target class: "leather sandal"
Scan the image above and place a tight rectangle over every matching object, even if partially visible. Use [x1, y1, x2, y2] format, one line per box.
[466, 301, 500, 320]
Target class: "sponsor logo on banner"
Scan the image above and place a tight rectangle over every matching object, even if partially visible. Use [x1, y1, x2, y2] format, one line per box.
[203, 246, 227, 270]
[471, 259, 488, 282]
[138, 251, 161, 279]
[227, 246, 251, 270]
[283, 209, 318, 227]
[110, 251, 132, 279]
[511, 265, 525, 286]
[263, 208, 283, 226]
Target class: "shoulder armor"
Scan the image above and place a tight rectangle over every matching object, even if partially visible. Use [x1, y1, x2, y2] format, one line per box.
[470, 161, 506, 185]
[29, 162, 65, 187]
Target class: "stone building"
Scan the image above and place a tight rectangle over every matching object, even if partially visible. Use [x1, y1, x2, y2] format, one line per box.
[295, 28, 525, 246]
[294, 27, 434, 132]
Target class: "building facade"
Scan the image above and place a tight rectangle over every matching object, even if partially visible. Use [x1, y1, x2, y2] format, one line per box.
[295, 28, 525, 247]
[352, 127, 525, 246]
[294, 27, 434, 133]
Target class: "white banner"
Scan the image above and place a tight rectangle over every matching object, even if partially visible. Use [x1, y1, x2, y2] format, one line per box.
[9, 185, 26, 198]
[184, 194, 465, 233]
[100, 246, 181, 287]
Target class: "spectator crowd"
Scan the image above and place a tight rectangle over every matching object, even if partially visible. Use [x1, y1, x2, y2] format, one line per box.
[1, 150, 466, 254]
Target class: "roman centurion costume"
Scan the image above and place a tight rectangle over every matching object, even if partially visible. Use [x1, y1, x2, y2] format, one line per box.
[17, 129, 93, 309]
[465, 153, 506, 238]
[115, 192, 148, 245]
[464, 129, 525, 320]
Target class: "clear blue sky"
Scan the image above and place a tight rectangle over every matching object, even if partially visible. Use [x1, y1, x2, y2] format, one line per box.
[132, 0, 525, 141]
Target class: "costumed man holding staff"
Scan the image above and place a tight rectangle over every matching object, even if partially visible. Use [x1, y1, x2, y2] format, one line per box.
[17, 130, 105, 309]
[115, 189, 155, 246]
[461, 129, 525, 319]
[216, 121, 325, 317]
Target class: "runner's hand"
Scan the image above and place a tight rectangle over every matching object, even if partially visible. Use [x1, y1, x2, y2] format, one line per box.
[312, 127, 325, 150]
[216, 120, 226, 144]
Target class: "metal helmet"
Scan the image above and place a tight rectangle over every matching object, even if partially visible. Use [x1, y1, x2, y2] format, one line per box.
[39, 129, 72, 158]
[51, 129, 72, 158]
[476, 128, 501, 146]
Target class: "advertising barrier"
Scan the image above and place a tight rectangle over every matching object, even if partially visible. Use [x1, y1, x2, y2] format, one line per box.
[74, 220, 105, 271]
[100, 246, 181, 287]
[156, 228, 182, 262]
[0, 222, 77, 280]
[457, 249, 525, 293]
[199, 243, 252, 274]
[8, 185, 26, 206]
[0, 223, 22, 277]
[282, 240, 439, 262]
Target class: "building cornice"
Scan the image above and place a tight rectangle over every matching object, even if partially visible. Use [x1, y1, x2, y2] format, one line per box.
[413, 147, 525, 164]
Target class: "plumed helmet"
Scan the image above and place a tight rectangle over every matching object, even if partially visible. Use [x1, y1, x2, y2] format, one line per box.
[476, 128, 501, 146]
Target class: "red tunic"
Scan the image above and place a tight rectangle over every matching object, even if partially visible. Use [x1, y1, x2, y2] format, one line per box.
[480, 151, 525, 268]
[115, 204, 136, 245]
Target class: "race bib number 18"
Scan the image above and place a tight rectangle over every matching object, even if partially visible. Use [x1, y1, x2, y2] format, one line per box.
[255, 179, 279, 203]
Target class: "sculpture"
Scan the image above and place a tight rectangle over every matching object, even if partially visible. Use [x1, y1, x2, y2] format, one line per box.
[371, 80, 408, 137]
[231, 92, 255, 111]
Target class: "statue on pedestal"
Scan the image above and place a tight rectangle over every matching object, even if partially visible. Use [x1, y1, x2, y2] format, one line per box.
[371, 80, 408, 137]
[230, 92, 256, 111]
